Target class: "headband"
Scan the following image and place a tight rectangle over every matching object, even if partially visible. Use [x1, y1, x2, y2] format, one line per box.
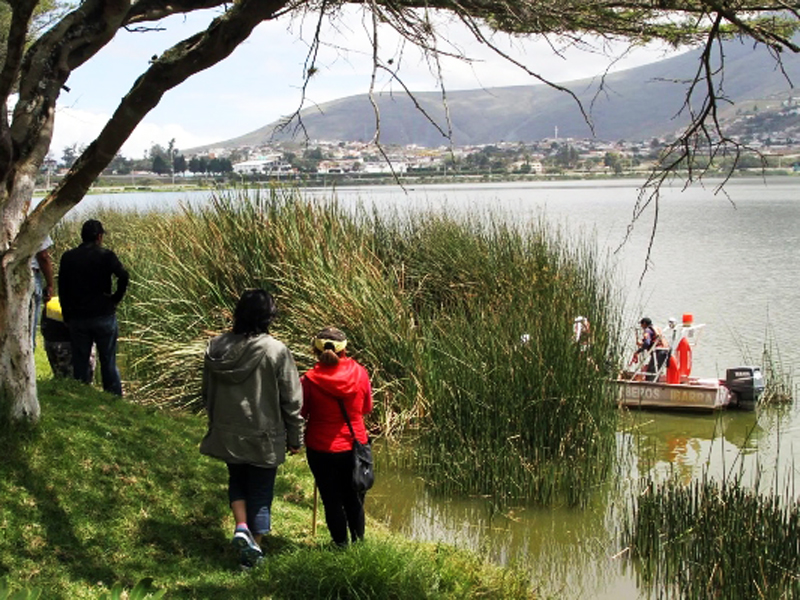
[314, 338, 347, 353]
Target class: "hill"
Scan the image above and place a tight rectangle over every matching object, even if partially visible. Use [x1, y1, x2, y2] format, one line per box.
[193, 37, 800, 151]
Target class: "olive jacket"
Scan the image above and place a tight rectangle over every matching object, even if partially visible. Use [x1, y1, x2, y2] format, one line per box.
[200, 332, 303, 467]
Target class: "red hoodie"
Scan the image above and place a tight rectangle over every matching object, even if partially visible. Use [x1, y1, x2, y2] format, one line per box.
[301, 357, 373, 452]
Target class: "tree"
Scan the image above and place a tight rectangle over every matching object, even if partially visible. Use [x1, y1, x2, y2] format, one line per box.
[188, 156, 208, 175]
[2, 1, 799, 424]
[173, 154, 187, 175]
[555, 144, 579, 169]
[151, 154, 169, 175]
[60, 143, 80, 170]
[105, 152, 132, 175]
[604, 151, 623, 175]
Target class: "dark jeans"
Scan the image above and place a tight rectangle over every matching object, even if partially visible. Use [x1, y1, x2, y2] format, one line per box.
[30, 270, 44, 349]
[227, 463, 277, 536]
[646, 349, 670, 381]
[69, 314, 122, 396]
[307, 448, 366, 546]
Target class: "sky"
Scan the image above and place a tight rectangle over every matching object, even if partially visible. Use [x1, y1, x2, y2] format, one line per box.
[45, 6, 684, 159]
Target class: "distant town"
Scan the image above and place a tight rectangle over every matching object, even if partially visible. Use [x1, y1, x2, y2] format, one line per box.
[40, 100, 800, 188]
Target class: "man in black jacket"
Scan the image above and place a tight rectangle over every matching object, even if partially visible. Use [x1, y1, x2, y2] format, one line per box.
[59, 219, 129, 396]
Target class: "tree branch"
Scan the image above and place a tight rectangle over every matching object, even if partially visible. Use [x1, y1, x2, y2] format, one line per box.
[11, 0, 131, 173]
[0, 0, 39, 184]
[30, 0, 288, 234]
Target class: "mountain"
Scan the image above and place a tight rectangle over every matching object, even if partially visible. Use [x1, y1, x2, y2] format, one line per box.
[198, 38, 800, 150]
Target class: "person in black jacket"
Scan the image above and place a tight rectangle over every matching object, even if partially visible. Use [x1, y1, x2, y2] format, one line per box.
[58, 219, 129, 395]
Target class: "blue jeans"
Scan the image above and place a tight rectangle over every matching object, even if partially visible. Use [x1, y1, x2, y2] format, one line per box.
[69, 314, 122, 396]
[227, 463, 277, 536]
[30, 270, 44, 349]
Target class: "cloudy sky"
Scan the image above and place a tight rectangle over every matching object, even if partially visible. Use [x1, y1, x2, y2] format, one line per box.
[49, 6, 683, 159]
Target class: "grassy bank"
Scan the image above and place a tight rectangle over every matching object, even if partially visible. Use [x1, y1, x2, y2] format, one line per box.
[51, 188, 622, 508]
[0, 370, 535, 599]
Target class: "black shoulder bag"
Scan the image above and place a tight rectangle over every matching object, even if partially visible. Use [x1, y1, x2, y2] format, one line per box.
[334, 397, 375, 493]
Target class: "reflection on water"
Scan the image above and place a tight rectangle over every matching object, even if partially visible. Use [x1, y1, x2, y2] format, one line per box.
[623, 410, 767, 483]
[370, 446, 624, 599]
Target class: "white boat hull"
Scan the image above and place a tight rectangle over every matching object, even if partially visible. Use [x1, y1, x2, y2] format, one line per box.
[615, 378, 731, 412]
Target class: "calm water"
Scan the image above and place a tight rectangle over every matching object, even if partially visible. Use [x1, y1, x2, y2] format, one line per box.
[79, 178, 800, 598]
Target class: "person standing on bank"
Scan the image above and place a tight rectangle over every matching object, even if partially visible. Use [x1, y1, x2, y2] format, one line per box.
[200, 289, 303, 569]
[301, 327, 373, 547]
[58, 219, 129, 395]
[31, 236, 55, 348]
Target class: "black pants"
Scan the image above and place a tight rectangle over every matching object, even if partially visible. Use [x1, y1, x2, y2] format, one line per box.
[647, 349, 670, 380]
[307, 448, 366, 546]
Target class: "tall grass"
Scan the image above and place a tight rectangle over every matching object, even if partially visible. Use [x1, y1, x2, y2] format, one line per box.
[54, 188, 623, 507]
[403, 216, 622, 507]
[760, 336, 794, 405]
[621, 471, 800, 599]
[731, 322, 794, 406]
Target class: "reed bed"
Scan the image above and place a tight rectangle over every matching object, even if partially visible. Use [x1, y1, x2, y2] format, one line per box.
[760, 337, 795, 406]
[621, 472, 800, 599]
[55, 188, 623, 507]
[731, 322, 794, 406]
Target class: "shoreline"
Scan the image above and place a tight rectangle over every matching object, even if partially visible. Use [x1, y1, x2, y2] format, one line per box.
[33, 169, 800, 197]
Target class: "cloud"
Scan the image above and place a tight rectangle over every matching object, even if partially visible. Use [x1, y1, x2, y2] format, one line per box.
[51, 106, 218, 159]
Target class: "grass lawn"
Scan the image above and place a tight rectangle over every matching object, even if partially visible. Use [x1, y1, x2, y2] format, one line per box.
[0, 349, 536, 599]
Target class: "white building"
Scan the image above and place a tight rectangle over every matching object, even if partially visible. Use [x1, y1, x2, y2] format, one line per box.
[232, 154, 285, 175]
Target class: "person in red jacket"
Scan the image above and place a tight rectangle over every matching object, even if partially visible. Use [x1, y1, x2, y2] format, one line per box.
[301, 327, 373, 547]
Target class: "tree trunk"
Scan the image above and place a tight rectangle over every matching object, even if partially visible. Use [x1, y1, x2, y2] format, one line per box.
[0, 0, 283, 424]
[0, 254, 38, 423]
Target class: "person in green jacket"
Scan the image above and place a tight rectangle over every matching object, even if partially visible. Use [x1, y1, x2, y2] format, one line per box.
[200, 289, 303, 569]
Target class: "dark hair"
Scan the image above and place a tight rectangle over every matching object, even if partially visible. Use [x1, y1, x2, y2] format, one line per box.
[81, 219, 105, 243]
[313, 326, 347, 366]
[232, 289, 277, 336]
[640, 317, 652, 327]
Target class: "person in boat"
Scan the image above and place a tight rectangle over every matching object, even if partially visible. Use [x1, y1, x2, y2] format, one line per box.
[636, 317, 669, 380]
[573, 316, 590, 349]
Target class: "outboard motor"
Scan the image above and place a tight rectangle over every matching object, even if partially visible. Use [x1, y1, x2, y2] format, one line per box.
[726, 366, 765, 410]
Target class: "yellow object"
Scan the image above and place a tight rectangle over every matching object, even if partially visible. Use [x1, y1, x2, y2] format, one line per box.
[314, 338, 347, 353]
[45, 296, 64, 322]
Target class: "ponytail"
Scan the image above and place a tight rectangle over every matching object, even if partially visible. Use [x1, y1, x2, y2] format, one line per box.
[318, 347, 341, 366]
[312, 326, 348, 367]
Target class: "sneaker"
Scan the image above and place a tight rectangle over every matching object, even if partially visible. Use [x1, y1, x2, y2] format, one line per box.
[232, 527, 263, 568]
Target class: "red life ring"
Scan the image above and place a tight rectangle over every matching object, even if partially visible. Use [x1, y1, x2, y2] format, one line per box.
[666, 353, 680, 384]
[677, 337, 692, 379]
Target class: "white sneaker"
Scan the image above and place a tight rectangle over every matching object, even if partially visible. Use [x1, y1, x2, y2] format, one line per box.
[232, 527, 263, 568]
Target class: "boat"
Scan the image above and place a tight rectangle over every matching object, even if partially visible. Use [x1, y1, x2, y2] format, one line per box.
[615, 314, 764, 412]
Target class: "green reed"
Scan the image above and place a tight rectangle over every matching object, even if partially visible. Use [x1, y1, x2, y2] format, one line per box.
[58, 188, 623, 507]
[621, 471, 800, 599]
[405, 215, 623, 507]
[760, 335, 794, 405]
[732, 321, 794, 406]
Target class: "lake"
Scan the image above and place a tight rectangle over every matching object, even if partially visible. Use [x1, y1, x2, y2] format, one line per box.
[78, 177, 800, 598]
